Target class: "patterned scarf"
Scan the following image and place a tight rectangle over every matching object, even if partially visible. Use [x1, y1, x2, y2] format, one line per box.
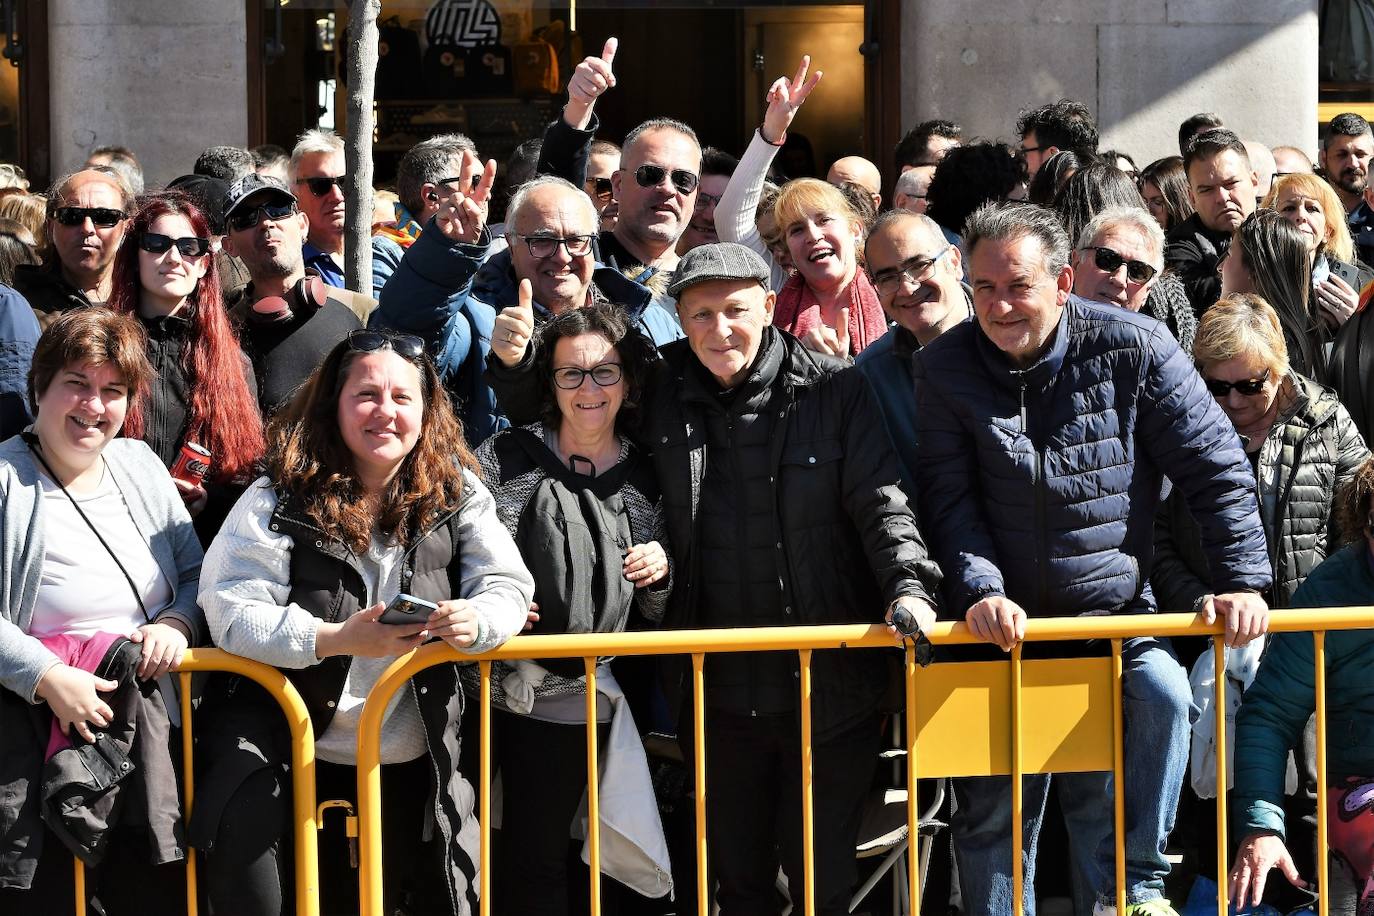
[771, 269, 887, 356]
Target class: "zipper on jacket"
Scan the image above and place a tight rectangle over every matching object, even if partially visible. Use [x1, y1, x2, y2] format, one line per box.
[1020, 382, 1050, 613]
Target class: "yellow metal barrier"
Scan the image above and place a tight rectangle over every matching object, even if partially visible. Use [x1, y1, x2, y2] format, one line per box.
[356, 608, 1374, 916]
[68, 648, 319, 916]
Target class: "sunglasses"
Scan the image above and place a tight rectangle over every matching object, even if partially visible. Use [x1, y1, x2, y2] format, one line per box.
[586, 176, 613, 201]
[228, 201, 297, 232]
[633, 165, 699, 195]
[1082, 246, 1158, 284]
[138, 232, 211, 258]
[347, 329, 425, 360]
[295, 175, 348, 197]
[512, 233, 595, 259]
[53, 206, 125, 228]
[438, 174, 482, 190]
[1202, 367, 1270, 397]
[553, 362, 623, 390]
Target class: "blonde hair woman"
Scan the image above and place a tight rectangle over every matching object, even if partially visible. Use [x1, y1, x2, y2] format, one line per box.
[1264, 173, 1372, 331]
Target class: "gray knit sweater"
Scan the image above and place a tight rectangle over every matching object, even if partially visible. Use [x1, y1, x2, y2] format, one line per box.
[0, 435, 205, 702]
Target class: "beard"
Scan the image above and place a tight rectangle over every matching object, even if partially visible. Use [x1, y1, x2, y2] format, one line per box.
[1337, 167, 1369, 196]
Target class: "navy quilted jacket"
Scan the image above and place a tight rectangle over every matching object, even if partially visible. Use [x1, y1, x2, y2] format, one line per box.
[912, 297, 1272, 618]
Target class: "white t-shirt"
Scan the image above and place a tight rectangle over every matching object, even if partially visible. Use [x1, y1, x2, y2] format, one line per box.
[28, 465, 174, 640]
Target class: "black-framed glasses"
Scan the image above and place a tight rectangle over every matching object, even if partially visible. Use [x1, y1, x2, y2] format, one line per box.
[694, 191, 723, 211]
[296, 175, 348, 197]
[347, 329, 425, 360]
[227, 201, 297, 232]
[870, 247, 951, 295]
[1202, 367, 1270, 397]
[1082, 246, 1158, 284]
[553, 362, 623, 390]
[512, 234, 595, 259]
[633, 164, 699, 195]
[1017, 145, 1043, 156]
[138, 232, 210, 258]
[437, 174, 482, 190]
[585, 176, 613, 201]
[53, 206, 125, 228]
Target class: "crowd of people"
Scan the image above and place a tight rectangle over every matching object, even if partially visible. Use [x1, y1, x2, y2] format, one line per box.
[0, 36, 1373, 916]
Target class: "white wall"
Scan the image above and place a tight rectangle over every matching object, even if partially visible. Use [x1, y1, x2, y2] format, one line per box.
[900, 0, 1318, 168]
[47, 1, 248, 189]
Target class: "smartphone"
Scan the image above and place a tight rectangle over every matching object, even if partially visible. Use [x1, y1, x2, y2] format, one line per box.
[378, 593, 439, 625]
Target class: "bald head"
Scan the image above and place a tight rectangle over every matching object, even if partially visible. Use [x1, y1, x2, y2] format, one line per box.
[505, 177, 599, 313]
[1243, 140, 1276, 200]
[828, 156, 883, 211]
[864, 210, 966, 344]
[1272, 145, 1314, 176]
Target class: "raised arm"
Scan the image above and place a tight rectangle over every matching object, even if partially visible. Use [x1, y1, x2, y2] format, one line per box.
[536, 37, 618, 188]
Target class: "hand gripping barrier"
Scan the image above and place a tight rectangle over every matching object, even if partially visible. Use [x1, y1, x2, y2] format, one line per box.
[69, 648, 320, 916]
[350, 608, 1374, 916]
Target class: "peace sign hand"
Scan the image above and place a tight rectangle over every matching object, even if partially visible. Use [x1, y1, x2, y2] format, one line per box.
[564, 38, 618, 130]
[762, 54, 823, 145]
[434, 150, 497, 244]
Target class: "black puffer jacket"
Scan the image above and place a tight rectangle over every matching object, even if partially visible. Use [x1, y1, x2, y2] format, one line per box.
[1164, 213, 1231, 318]
[12, 263, 95, 329]
[1153, 373, 1369, 610]
[489, 327, 942, 736]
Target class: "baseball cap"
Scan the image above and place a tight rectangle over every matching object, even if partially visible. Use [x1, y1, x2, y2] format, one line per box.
[223, 173, 296, 221]
[667, 242, 771, 299]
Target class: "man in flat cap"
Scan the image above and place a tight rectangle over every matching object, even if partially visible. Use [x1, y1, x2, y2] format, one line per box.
[487, 241, 942, 915]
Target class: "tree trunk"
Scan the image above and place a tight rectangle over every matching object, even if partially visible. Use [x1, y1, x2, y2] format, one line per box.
[343, 0, 379, 295]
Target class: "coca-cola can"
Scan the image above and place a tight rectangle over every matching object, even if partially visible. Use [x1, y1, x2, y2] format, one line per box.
[170, 441, 212, 485]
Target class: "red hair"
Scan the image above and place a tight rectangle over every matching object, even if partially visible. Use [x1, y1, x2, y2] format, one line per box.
[109, 192, 264, 482]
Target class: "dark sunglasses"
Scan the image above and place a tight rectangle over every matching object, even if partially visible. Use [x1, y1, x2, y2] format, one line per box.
[438, 174, 482, 190]
[1082, 246, 1158, 284]
[553, 362, 623, 390]
[53, 206, 125, 228]
[228, 201, 297, 232]
[295, 175, 348, 197]
[138, 232, 210, 258]
[1202, 367, 1270, 397]
[633, 164, 699, 195]
[347, 329, 425, 360]
[586, 176, 613, 201]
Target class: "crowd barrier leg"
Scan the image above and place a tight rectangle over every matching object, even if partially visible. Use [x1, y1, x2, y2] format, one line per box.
[905, 644, 921, 916]
[1213, 636, 1228, 916]
[1314, 632, 1330, 916]
[584, 658, 602, 915]
[691, 652, 709, 916]
[1111, 639, 1127, 913]
[478, 659, 492, 916]
[179, 672, 200, 916]
[72, 858, 85, 916]
[799, 648, 816, 916]
[1011, 643, 1025, 916]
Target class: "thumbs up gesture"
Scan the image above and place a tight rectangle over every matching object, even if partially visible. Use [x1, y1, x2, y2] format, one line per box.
[564, 37, 618, 129]
[434, 149, 497, 244]
[492, 278, 537, 367]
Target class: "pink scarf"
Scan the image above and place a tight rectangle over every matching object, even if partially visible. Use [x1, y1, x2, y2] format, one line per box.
[771, 270, 887, 356]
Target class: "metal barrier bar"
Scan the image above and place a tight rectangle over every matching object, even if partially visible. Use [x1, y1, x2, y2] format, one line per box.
[479, 660, 492, 916]
[1213, 636, 1228, 916]
[904, 644, 920, 916]
[353, 610, 1374, 915]
[585, 658, 602, 916]
[1011, 642, 1024, 916]
[1111, 639, 1126, 912]
[799, 648, 816, 916]
[1314, 632, 1329, 916]
[69, 649, 318, 916]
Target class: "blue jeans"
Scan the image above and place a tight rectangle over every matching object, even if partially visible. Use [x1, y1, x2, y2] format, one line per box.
[950, 637, 1195, 914]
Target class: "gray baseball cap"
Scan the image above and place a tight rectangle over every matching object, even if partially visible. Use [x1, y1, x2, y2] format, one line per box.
[667, 242, 771, 299]
[223, 173, 296, 221]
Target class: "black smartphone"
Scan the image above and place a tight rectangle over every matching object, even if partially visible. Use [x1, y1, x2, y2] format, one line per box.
[378, 593, 439, 625]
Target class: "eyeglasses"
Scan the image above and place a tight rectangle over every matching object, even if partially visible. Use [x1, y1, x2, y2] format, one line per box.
[553, 362, 623, 390]
[694, 191, 723, 211]
[53, 206, 125, 228]
[633, 165, 699, 196]
[437, 174, 481, 190]
[1081, 246, 1158, 284]
[347, 329, 426, 360]
[512, 234, 596, 259]
[227, 201, 297, 232]
[1202, 368, 1270, 397]
[869, 247, 951, 295]
[1017, 145, 1043, 157]
[585, 176, 613, 202]
[295, 175, 348, 197]
[138, 232, 211, 258]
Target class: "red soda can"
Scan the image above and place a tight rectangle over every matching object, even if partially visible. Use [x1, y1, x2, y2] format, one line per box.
[170, 441, 212, 485]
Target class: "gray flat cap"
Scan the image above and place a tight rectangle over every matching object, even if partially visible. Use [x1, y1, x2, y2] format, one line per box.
[667, 242, 771, 298]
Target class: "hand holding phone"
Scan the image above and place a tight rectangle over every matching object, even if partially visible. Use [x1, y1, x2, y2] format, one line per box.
[379, 593, 439, 625]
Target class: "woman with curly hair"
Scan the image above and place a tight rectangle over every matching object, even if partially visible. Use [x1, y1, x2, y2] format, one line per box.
[106, 192, 263, 534]
[195, 329, 534, 916]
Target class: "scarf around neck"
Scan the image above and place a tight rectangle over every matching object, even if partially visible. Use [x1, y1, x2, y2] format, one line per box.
[772, 269, 887, 356]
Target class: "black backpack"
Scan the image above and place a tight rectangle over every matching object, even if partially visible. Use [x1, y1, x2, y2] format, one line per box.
[497, 428, 658, 677]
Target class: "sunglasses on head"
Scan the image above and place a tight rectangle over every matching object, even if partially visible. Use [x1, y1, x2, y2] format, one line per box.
[586, 176, 613, 201]
[138, 232, 210, 258]
[347, 329, 426, 360]
[1203, 367, 1270, 397]
[53, 206, 125, 228]
[1082, 246, 1158, 284]
[633, 164, 699, 195]
[228, 201, 297, 232]
[295, 175, 348, 197]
